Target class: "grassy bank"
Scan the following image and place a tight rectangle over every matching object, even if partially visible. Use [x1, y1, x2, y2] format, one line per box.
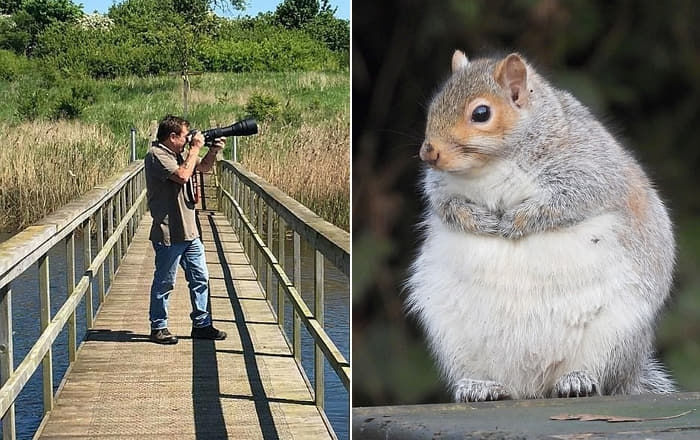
[0, 71, 349, 233]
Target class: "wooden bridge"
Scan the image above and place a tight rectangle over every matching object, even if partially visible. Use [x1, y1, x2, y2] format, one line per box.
[0, 160, 349, 439]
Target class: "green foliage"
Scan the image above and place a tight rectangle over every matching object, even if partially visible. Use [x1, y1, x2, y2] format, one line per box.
[6, 0, 83, 54]
[21, 0, 83, 27]
[0, 13, 30, 53]
[35, 20, 182, 78]
[53, 78, 99, 119]
[302, 12, 348, 52]
[274, 0, 319, 29]
[2, 0, 348, 78]
[244, 93, 280, 121]
[0, 0, 22, 14]
[14, 79, 51, 120]
[0, 49, 31, 80]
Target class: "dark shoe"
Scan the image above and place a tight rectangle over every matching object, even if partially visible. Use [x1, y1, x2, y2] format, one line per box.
[150, 328, 178, 344]
[191, 325, 227, 340]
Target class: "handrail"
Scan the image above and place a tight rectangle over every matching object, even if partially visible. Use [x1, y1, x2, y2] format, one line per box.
[217, 160, 350, 420]
[0, 162, 147, 440]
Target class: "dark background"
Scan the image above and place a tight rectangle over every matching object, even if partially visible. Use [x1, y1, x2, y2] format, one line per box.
[352, 0, 700, 406]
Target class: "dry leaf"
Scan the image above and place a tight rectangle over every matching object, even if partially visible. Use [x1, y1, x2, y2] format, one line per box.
[550, 409, 694, 423]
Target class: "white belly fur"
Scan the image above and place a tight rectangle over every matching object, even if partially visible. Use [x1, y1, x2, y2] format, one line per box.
[407, 212, 654, 398]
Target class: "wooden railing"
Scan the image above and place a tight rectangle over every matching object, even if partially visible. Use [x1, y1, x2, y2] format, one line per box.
[217, 160, 350, 415]
[0, 162, 146, 440]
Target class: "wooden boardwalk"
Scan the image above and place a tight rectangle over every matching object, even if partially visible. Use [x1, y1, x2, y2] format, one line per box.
[36, 211, 332, 439]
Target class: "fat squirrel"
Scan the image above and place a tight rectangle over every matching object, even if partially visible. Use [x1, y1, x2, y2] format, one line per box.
[406, 51, 676, 402]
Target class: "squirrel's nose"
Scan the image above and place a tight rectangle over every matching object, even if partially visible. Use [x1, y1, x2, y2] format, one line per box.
[420, 142, 440, 166]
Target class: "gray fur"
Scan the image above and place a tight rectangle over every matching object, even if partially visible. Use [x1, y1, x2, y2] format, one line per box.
[416, 52, 676, 399]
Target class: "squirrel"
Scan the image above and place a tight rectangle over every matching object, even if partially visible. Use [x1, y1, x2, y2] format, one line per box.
[405, 50, 676, 402]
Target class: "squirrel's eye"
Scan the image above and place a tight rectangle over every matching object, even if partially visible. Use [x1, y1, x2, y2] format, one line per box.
[471, 105, 491, 123]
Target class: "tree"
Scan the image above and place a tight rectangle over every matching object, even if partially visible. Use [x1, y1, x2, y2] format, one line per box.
[2, 0, 83, 54]
[0, 0, 22, 14]
[274, 0, 319, 29]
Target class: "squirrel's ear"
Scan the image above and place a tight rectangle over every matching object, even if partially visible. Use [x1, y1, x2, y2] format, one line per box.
[495, 53, 529, 108]
[451, 50, 469, 73]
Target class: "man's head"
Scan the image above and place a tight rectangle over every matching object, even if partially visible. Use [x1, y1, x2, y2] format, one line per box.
[157, 115, 190, 153]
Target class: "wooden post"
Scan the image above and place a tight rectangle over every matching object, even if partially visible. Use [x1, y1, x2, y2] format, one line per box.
[314, 250, 325, 410]
[65, 232, 77, 364]
[127, 179, 133, 241]
[293, 232, 302, 362]
[121, 187, 127, 252]
[38, 254, 53, 414]
[249, 189, 255, 276]
[266, 205, 274, 302]
[96, 206, 105, 304]
[107, 198, 115, 283]
[234, 173, 239, 231]
[0, 284, 16, 440]
[217, 165, 223, 219]
[248, 186, 254, 267]
[277, 215, 285, 328]
[115, 193, 122, 265]
[258, 196, 264, 291]
[84, 218, 93, 329]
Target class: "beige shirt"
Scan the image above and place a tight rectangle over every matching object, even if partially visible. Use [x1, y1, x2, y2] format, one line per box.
[144, 143, 198, 245]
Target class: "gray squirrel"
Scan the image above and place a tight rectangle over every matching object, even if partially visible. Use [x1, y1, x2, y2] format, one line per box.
[406, 51, 676, 402]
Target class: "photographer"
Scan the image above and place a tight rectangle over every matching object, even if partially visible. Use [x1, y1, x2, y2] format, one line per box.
[144, 115, 227, 344]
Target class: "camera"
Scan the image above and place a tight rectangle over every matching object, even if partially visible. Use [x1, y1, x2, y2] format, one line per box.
[188, 118, 258, 145]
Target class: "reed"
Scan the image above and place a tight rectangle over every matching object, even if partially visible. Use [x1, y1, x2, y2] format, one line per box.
[238, 114, 350, 231]
[0, 120, 128, 231]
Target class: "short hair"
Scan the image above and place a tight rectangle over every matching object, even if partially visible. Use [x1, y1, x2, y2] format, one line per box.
[156, 115, 190, 142]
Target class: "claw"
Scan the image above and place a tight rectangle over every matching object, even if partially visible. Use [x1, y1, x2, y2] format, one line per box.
[552, 371, 598, 398]
[454, 378, 511, 402]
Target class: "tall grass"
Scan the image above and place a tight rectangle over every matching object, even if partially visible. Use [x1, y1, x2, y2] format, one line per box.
[0, 121, 128, 231]
[239, 115, 350, 231]
[0, 71, 349, 233]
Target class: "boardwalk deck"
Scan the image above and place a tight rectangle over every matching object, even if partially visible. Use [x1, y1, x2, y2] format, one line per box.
[36, 210, 332, 439]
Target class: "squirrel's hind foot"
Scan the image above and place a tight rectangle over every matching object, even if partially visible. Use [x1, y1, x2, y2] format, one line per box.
[453, 378, 511, 402]
[552, 371, 599, 398]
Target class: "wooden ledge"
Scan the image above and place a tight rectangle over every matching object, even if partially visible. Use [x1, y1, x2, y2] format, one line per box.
[353, 392, 700, 439]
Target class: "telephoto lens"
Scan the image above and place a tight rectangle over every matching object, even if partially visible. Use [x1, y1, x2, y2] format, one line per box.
[201, 118, 258, 144]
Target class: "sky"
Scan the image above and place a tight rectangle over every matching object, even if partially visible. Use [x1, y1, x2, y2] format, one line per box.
[79, 0, 350, 20]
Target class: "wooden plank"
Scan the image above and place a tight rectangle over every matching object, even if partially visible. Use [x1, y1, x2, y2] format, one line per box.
[35, 212, 334, 439]
[0, 192, 145, 419]
[353, 393, 700, 439]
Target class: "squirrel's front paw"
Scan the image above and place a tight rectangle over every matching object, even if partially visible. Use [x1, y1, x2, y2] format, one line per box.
[453, 378, 511, 402]
[552, 371, 599, 398]
[498, 208, 527, 239]
[440, 198, 499, 235]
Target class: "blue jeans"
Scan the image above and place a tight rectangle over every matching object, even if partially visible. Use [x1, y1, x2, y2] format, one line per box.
[149, 238, 212, 330]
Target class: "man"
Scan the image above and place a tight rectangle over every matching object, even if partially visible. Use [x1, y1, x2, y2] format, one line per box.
[144, 115, 227, 344]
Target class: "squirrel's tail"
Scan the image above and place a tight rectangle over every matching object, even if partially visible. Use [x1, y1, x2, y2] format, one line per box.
[639, 357, 676, 393]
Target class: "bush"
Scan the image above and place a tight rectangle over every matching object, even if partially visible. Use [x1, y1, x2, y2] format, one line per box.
[14, 80, 51, 120]
[245, 93, 281, 121]
[53, 79, 98, 119]
[198, 24, 340, 72]
[0, 49, 31, 80]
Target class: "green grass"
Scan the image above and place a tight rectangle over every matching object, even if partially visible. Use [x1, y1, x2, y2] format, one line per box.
[0, 71, 349, 233]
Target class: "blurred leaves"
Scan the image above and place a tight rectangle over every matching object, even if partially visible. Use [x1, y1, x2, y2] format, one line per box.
[353, 0, 700, 406]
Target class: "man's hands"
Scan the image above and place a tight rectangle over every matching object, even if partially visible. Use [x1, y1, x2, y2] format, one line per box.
[210, 137, 226, 152]
[195, 136, 226, 173]
[189, 131, 205, 154]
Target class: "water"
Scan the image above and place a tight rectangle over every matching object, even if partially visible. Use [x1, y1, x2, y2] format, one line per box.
[0, 227, 349, 439]
[265, 231, 350, 440]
